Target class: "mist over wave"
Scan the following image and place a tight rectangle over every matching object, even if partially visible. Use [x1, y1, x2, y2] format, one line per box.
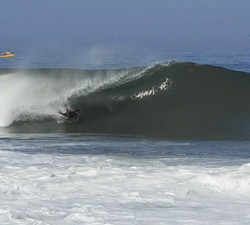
[1, 62, 250, 139]
[0, 67, 146, 126]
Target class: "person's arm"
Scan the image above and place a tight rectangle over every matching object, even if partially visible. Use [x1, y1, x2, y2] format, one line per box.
[65, 104, 69, 117]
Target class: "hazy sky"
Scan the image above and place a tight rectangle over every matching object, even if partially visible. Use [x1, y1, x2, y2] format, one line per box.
[1, 0, 250, 48]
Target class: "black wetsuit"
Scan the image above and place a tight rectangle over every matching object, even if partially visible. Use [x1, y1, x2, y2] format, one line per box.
[60, 110, 78, 119]
[67, 111, 78, 118]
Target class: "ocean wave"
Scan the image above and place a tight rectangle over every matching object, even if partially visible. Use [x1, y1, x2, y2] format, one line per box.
[1, 62, 250, 139]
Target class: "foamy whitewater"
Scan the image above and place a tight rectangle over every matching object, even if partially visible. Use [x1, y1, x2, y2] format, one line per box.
[0, 41, 250, 224]
[1, 135, 250, 224]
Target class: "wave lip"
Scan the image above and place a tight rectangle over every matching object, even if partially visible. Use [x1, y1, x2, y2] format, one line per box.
[2, 62, 250, 139]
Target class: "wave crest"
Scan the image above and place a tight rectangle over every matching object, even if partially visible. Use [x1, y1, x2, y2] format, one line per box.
[1, 62, 250, 139]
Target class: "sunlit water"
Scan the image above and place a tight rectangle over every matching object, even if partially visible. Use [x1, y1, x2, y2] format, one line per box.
[0, 134, 250, 224]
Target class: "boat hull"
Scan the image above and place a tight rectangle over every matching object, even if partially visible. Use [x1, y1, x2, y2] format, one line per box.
[0, 54, 14, 58]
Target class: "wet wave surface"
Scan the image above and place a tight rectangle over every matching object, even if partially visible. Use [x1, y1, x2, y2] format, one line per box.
[1, 62, 250, 139]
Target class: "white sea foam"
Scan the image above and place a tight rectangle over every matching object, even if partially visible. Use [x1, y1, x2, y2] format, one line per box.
[0, 136, 250, 224]
[0, 67, 146, 127]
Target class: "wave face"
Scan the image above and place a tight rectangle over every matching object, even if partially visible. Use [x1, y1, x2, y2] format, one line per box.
[1, 62, 250, 139]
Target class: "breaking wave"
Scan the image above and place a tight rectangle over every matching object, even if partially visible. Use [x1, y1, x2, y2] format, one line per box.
[1, 62, 250, 139]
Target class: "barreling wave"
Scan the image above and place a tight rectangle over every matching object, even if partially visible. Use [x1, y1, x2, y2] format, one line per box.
[1, 62, 250, 139]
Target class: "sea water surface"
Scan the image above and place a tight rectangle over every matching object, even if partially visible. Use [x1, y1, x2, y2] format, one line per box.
[0, 39, 250, 224]
[1, 134, 250, 224]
